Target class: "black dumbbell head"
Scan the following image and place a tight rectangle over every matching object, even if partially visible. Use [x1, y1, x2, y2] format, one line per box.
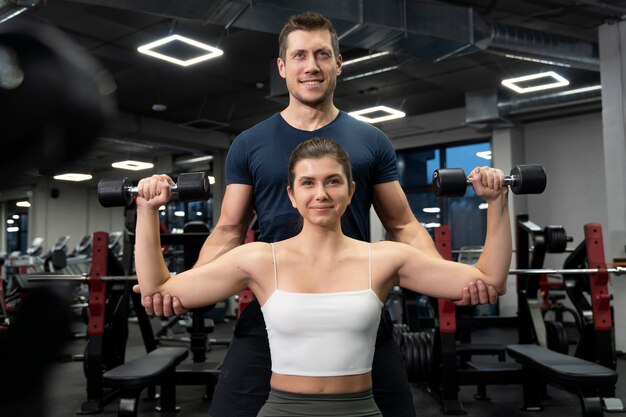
[432, 168, 467, 198]
[509, 165, 547, 195]
[98, 178, 132, 207]
[176, 172, 210, 201]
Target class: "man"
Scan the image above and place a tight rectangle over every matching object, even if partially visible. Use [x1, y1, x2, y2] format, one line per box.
[138, 11, 498, 417]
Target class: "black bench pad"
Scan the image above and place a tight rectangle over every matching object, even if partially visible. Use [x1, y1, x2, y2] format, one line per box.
[104, 347, 189, 390]
[507, 344, 617, 388]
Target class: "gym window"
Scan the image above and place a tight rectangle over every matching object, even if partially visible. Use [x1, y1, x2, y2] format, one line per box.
[396, 140, 491, 250]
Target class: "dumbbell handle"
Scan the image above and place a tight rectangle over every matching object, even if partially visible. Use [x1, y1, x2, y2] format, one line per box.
[465, 174, 519, 187]
[126, 183, 181, 199]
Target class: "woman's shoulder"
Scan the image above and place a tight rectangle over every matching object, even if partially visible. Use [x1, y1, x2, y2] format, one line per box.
[371, 240, 404, 250]
[239, 241, 272, 252]
[230, 241, 273, 260]
[371, 240, 419, 259]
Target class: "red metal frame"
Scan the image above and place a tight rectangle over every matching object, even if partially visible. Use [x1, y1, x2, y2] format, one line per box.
[87, 231, 108, 336]
[584, 224, 612, 331]
[435, 226, 457, 334]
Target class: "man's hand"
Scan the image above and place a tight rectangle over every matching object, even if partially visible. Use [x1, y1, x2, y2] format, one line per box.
[454, 279, 499, 306]
[132, 285, 187, 316]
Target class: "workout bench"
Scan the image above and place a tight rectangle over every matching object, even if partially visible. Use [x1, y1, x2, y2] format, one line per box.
[507, 344, 618, 417]
[102, 347, 189, 416]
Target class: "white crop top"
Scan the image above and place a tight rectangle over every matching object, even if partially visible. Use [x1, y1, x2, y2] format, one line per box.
[261, 243, 383, 377]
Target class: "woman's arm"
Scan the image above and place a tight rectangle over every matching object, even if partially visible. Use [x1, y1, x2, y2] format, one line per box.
[134, 175, 257, 309]
[473, 166, 511, 294]
[390, 167, 511, 299]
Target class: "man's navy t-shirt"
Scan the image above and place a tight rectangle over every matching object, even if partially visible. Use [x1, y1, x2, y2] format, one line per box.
[226, 111, 398, 242]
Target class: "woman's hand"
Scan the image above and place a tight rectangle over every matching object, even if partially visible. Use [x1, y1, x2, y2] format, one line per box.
[135, 174, 175, 210]
[471, 166, 507, 202]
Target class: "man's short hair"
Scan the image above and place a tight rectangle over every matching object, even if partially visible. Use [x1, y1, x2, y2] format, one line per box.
[278, 11, 340, 61]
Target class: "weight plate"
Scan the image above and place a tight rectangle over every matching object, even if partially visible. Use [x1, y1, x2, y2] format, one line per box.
[545, 320, 569, 354]
[407, 333, 417, 382]
[416, 332, 426, 382]
[544, 225, 567, 253]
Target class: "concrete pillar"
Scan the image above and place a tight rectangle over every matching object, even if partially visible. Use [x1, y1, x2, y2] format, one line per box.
[599, 21, 626, 260]
[599, 20, 626, 352]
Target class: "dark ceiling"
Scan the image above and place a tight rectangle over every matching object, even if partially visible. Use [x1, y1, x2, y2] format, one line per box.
[4, 0, 625, 192]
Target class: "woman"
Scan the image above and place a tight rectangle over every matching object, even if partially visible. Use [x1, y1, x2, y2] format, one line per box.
[135, 137, 511, 417]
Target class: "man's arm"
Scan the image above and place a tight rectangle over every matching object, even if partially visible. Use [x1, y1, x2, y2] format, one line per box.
[195, 184, 255, 266]
[135, 184, 255, 316]
[372, 180, 498, 305]
[372, 181, 441, 257]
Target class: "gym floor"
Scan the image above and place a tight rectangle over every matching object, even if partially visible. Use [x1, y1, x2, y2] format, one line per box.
[42, 318, 626, 417]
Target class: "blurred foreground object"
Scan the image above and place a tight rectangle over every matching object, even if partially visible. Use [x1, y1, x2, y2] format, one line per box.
[0, 19, 115, 181]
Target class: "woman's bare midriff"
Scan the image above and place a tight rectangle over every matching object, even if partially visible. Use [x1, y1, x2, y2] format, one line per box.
[270, 372, 372, 394]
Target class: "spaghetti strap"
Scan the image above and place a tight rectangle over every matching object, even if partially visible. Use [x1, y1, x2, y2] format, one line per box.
[368, 243, 372, 290]
[270, 243, 278, 290]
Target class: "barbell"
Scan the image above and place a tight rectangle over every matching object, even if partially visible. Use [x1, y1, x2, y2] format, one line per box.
[26, 274, 137, 282]
[28, 266, 624, 283]
[509, 267, 626, 276]
[432, 165, 547, 198]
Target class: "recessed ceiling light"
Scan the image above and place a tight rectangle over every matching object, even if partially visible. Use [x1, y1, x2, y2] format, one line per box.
[111, 160, 154, 171]
[501, 71, 569, 94]
[7, 226, 19, 233]
[559, 84, 602, 95]
[138, 34, 223, 67]
[16, 201, 30, 208]
[53, 173, 93, 182]
[342, 65, 399, 81]
[343, 51, 391, 66]
[479, 203, 488, 210]
[152, 103, 167, 112]
[476, 151, 492, 160]
[174, 210, 185, 217]
[504, 54, 571, 68]
[348, 105, 406, 124]
[423, 207, 441, 213]
[6, 219, 14, 224]
[12, 215, 19, 219]
[176, 155, 214, 165]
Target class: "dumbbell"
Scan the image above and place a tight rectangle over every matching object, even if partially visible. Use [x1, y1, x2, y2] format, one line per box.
[432, 165, 546, 198]
[97, 172, 210, 207]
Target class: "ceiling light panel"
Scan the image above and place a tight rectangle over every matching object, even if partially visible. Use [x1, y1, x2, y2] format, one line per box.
[348, 105, 406, 124]
[138, 35, 223, 67]
[111, 160, 154, 171]
[501, 71, 569, 94]
[54, 173, 93, 182]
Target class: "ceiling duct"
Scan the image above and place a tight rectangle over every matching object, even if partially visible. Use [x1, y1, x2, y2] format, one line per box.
[466, 85, 602, 125]
[65, 0, 599, 72]
[473, 19, 599, 72]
